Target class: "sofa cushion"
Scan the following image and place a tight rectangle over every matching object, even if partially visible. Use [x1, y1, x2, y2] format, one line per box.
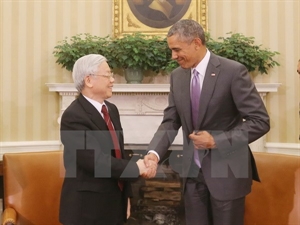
[245, 152, 300, 225]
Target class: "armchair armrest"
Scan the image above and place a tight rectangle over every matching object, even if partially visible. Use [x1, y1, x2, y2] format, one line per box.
[2, 207, 17, 225]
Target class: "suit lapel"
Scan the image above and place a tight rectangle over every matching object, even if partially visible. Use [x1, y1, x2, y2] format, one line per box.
[197, 53, 220, 129]
[78, 94, 107, 130]
[180, 70, 194, 134]
[78, 94, 124, 157]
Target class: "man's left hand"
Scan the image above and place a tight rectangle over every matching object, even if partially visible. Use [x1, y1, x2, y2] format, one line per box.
[189, 130, 216, 149]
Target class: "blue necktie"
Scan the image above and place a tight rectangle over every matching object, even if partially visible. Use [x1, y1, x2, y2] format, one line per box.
[191, 69, 201, 167]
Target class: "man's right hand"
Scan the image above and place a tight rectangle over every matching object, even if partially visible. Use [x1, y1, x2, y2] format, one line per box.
[144, 152, 159, 166]
[136, 159, 148, 176]
[136, 158, 157, 178]
[142, 153, 159, 178]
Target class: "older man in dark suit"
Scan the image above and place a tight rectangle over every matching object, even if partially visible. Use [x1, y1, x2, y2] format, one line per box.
[59, 54, 149, 225]
[144, 19, 270, 225]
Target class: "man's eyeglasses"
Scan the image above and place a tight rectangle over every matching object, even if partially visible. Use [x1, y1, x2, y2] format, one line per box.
[90, 72, 114, 79]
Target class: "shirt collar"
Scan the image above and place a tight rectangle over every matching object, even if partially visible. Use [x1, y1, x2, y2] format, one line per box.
[82, 95, 106, 114]
[193, 49, 211, 77]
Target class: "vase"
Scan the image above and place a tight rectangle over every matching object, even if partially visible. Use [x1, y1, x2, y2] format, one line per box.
[124, 68, 144, 84]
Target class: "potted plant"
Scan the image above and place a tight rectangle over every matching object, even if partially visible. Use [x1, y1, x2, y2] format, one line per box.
[53, 33, 111, 71]
[53, 32, 279, 83]
[106, 33, 177, 83]
[53, 32, 178, 83]
[206, 32, 280, 75]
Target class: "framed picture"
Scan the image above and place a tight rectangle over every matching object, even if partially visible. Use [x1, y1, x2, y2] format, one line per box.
[113, 0, 207, 37]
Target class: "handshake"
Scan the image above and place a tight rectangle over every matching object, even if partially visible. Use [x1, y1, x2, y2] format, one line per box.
[136, 153, 158, 179]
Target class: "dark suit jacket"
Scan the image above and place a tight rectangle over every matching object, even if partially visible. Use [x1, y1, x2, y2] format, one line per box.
[148, 52, 270, 201]
[59, 94, 140, 225]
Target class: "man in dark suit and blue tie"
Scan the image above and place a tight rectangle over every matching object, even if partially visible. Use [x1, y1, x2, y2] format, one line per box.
[144, 19, 270, 225]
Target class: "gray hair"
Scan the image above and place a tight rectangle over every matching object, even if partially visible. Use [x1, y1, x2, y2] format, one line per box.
[167, 19, 206, 45]
[72, 54, 107, 92]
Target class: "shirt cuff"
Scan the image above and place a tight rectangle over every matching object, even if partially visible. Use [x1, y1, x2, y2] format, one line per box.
[147, 150, 160, 161]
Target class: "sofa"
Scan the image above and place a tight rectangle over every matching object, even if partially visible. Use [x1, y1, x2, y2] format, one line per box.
[244, 152, 300, 225]
[1, 151, 299, 225]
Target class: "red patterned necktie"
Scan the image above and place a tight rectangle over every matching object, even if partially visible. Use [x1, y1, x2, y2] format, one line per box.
[101, 105, 123, 190]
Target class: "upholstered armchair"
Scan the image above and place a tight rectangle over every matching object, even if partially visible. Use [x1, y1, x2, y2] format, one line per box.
[244, 152, 300, 224]
[1, 151, 64, 225]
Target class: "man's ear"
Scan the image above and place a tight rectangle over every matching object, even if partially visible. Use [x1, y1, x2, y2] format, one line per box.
[84, 75, 93, 88]
[194, 37, 203, 47]
[193, 38, 203, 51]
